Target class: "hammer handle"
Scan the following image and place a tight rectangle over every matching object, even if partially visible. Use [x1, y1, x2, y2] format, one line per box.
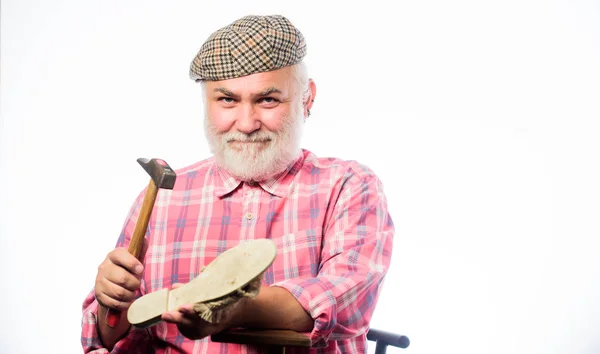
[128, 179, 159, 258]
[105, 179, 159, 328]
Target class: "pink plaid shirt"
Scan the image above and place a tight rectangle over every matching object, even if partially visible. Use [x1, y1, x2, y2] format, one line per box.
[81, 149, 394, 353]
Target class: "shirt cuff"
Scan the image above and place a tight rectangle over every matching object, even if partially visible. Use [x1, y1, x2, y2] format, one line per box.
[82, 300, 147, 353]
[271, 278, 337, 348]
[82, 300, 111, 353]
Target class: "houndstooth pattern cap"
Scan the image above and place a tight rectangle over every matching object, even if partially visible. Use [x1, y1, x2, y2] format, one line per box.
[189, 15, 306, 82]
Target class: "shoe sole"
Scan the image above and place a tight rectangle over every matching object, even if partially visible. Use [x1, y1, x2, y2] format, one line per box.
[127, 239, 277, 328]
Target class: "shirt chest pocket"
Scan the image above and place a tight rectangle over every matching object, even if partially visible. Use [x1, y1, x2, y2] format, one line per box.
[269, 227, 323, 282]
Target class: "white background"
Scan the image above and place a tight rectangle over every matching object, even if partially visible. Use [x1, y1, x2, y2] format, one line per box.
[1, 1, 599, 353]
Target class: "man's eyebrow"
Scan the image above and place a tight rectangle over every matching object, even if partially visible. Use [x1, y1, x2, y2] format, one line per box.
[213, 87, 238, 98]
[256, 87, 282, 96]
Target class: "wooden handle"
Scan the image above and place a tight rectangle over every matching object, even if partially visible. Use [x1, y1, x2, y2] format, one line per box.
[211, 329, 311, 348]
[128, 180, 158, 258]
[106, 179, 159, 328]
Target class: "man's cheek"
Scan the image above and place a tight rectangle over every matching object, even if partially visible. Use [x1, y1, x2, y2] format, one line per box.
[208, 111, 237, 132]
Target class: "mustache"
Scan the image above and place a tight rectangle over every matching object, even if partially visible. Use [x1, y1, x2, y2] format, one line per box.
[221, 131, 276, 143]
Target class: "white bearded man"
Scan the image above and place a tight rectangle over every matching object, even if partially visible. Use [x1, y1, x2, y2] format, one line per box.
[203, 62, 311, 182]
[82, 15, 395, 354]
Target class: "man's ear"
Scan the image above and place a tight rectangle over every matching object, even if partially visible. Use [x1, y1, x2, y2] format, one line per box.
[304, 79, 317, 118]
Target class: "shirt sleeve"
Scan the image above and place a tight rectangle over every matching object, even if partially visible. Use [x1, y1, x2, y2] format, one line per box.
[81, 191, 152, 353]
[81, 291, 151, 353]
[272, 165, 394, 347]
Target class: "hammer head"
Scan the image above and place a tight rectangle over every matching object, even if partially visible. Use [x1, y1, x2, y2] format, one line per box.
[137, 158, 177, 189]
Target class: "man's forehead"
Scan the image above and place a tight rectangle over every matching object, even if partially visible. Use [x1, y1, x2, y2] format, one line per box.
[211, 86, 283, 97]
[206, 68, 294, 95]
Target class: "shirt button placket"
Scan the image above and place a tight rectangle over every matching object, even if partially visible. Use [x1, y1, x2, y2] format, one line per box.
[243, 187, 256, 227]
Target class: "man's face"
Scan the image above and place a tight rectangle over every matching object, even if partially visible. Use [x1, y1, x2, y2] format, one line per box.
[203, 65, 307, 182]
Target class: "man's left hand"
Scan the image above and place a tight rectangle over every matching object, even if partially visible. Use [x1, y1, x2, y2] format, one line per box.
[160, 283, 240, 340]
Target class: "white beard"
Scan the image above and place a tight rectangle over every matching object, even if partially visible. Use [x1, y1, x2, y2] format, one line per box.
[204, 112, 304, 182]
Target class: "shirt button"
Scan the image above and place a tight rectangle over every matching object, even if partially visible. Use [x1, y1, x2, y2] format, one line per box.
[246, 213, 253, 220]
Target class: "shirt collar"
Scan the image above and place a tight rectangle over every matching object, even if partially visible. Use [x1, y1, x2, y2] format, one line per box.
[212, 150, 306, 198]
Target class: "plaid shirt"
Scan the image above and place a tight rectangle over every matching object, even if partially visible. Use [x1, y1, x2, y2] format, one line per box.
[81, 149, 394, 353]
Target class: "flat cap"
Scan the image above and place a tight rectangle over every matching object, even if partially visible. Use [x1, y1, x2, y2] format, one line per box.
[189, 15, 307, 82]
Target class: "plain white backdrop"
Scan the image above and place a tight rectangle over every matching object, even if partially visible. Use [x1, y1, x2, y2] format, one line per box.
[1, 1, 599, 353]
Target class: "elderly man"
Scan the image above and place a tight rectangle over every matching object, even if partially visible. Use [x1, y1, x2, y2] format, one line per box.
[81, 14, 394, 353]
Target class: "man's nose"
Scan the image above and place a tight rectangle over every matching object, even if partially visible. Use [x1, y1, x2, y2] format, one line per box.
[235, 104, 261, 134]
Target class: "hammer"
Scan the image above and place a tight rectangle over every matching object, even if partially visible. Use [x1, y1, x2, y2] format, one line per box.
[105, 158, 177, 327]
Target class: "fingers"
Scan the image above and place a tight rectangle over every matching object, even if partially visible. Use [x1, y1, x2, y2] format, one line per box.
[95, 275, 138, 310]
[162, 305, 221, 340]
[99, 251, 142, 291]
[95, 247, 144, 310]
[108, 248, 144, 276]
[163, 304, 196, 321]
[178, 304, 195, 314]
[161, 311, 185, 323]
[161, 306, 196, 326]
[99, 275, 138, 301]
[95, 288, 131, 311]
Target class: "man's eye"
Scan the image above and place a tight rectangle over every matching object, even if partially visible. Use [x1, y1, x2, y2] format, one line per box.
[259, 97, 279, 104]
[218, 97, 235, 103]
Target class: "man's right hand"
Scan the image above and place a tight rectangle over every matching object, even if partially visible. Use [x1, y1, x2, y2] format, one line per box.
[94, 245, 146, 350]
[95, 247, 144, 311]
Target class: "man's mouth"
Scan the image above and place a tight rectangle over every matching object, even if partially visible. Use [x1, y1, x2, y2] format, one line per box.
[228, 138, 271, 144]
[228, 139, 271, 150]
